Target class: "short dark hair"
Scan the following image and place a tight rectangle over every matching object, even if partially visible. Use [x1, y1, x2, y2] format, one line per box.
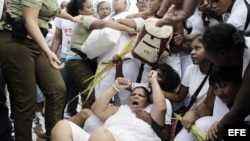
[209, 65, 242, 86]
[132, 86, 151, 103]
[67, 0, 86, 16]
[151, 62, 180, 92]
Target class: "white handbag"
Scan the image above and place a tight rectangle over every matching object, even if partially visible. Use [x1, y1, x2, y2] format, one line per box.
[81, 28, 121, 59]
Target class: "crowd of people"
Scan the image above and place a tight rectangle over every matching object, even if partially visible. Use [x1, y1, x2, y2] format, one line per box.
[1, 0, 250, 141]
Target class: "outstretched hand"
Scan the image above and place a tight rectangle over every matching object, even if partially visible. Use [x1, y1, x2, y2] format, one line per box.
[156, 0, 199, 26]
[156, 5, 188, 26]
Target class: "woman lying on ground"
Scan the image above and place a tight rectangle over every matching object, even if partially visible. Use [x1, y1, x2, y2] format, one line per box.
[51, 71, 167, 141]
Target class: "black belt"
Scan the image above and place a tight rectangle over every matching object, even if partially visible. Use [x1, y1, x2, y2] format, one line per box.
[71, 48, 88, 60]
[4, 14, 48, 39]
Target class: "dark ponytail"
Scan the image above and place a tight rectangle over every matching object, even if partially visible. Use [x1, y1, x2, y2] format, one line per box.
[202, 23, 246, 55]
[67, 0, 86, 16]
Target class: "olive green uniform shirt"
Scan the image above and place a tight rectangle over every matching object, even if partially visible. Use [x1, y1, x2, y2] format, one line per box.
[69, 15, 96, 56]
[6, 0, 60, 29]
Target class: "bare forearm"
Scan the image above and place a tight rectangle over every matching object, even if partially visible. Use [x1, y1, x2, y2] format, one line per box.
[193, 102, 212, 120]
[91, 86, 117, 113]
[115, 64, 123, 78]
[117, 19, 136, 29]
[194, 86, 214, 118]
[26, 23, 51, 53]
[163, 91, 185, 102]
[51, 28, 62, 53]
[151, 122, 171, 141]
[56, 10, 74, 21]
[104, 21, 132, 32]
[51, 38, 61, 53]
[127, 11, 150, 19]
[183, 0, 201, 18]
[150, 79, 167, 126]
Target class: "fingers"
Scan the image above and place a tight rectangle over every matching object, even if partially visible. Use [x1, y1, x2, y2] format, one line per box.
[156, 0, 172, 17]
[206, 124, 218, 141]
[182, 119, 193, 132]
[48, 52, 65, 69]
[51, 61, 65, 70]
[206, 131, 216, 141]
[211, 124, 218, 139]
[156, 5, 176, 27]
[135, 110, 152, 125]
[112, 54, 119, 62]
[112, 54, 123, 65]
[148, 70, 158, 79]
[213, 121, 219, 134]
[54, 56, 62, 65]
[116, 77, 131, 86]
[173, 34, 184, 46]
[73, 15, 83, 23]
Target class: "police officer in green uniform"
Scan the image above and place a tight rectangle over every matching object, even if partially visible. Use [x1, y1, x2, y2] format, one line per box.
[0, 0, 82, 141]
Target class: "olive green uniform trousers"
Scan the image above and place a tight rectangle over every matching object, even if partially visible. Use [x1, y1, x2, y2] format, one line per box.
[0, 30, 66, 141]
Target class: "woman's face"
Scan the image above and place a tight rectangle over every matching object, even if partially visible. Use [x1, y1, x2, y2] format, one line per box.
[136, 0, 150, 12]
[210, 0, 234, 16]
[79, 0, 94, 15]
[213, 81, 240, 104]
[190, 38, 209, 65]
[112, 0, 127, 13]
[97, 2, 111, 19]
[128, 87, 150, 112]
[149, 0, 162, 14]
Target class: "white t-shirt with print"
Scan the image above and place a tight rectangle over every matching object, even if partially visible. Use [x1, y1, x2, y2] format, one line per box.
[54, 17, 75, 58]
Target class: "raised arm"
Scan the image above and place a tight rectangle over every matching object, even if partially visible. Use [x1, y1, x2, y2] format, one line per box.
[126, 10, 152, 20]
[56, 10, 82, 23]
[89, 19, 136, 35]
[162, 84, 189, 102]
[116, 18, 137, 29]
[91, 77, 131, 121]
[112, 54, 124, 79]
[148, 70, 167, 126]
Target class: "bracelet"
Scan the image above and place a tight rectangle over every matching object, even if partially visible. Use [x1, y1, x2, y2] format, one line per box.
[112, 84, 120, 92]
